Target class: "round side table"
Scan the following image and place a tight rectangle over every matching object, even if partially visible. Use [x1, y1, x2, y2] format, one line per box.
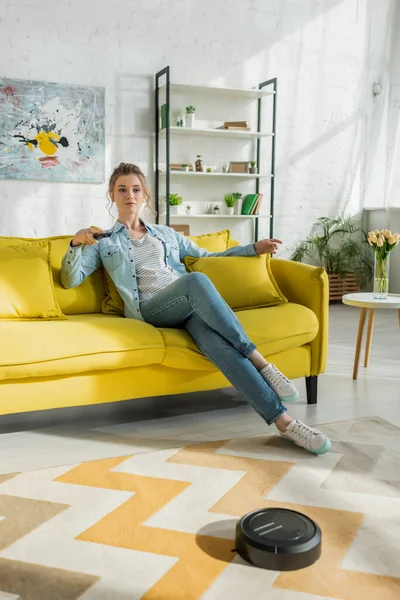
[342, 293, 400, 379]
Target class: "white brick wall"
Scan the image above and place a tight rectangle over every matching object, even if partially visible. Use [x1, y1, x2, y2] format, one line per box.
[0, 0, 395, 252]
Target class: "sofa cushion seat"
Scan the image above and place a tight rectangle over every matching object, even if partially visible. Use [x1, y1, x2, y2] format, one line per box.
[0, 314, 164, 381]
[160, 303, 319, 371]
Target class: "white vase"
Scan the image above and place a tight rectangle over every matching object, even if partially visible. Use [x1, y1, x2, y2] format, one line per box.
[235, 199, 243, 215]
[226, 207, 235, 216]
[186, 113, 195, 128]
[170, 205, 179, 215]
[185, 209, 191, 216]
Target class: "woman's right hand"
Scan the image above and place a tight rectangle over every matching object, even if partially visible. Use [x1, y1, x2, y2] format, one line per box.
[71, 226, 104, 247]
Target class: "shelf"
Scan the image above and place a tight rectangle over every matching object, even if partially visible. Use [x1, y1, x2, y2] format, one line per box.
[169, 214, 265, 219]
[155, 67, 277, 242]
[159, 83, 274, 99]
[159, 126, 273, 139]
[161, 171, 271, 179]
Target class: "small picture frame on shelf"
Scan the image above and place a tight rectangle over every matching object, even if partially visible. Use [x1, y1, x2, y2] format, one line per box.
[229, 161, 249, 174]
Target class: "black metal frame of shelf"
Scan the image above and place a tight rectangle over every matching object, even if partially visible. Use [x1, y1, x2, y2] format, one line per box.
[155, 66, 277, 242]
[258, 77, 277, 240]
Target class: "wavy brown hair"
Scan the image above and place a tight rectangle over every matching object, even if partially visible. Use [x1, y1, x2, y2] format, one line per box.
[106, 162, 156, 219]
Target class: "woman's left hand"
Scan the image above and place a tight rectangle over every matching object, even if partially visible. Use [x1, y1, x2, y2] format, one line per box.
[253, 238, 283, 255]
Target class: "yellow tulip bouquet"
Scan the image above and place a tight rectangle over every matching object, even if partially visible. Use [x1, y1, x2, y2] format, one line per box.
[368, 229, 399, 298]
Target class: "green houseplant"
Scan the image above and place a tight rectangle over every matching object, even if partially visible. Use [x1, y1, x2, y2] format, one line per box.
[169, 193, 183, 215]
[291, 215, 374, 301]
[249, 160, 257, 174]
[224, 193, 236, 215]
[185, 105, 196, 128]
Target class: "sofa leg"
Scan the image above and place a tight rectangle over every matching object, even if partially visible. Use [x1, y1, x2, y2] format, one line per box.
[305, 376, 318, 405]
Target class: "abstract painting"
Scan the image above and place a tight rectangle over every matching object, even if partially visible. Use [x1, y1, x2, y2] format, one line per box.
[0, 78, 105, 182]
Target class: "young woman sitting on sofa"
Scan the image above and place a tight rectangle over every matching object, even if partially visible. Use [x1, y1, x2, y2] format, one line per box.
[61, 162, 330, 455]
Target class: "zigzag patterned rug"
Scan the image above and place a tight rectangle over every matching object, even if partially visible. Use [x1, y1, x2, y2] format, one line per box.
[0, 416, 399, 599]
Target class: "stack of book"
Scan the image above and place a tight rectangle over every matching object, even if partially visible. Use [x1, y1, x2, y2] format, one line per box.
[217, 121, 251, 131]
[241, 193, 263, 215]
[170, 164, 194, 171]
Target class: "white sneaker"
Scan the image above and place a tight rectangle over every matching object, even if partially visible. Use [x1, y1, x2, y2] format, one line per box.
[260, 363, 299, 402]
[279, 420, 331, 455]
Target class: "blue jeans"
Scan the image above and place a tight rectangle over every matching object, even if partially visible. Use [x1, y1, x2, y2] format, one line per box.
[140, 272, 286, 426]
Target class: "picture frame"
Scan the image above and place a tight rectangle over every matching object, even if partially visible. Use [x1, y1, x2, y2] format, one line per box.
[0, 77, 105, 182]
[229, 161, 249, 174]
[169, 224, 191, 236]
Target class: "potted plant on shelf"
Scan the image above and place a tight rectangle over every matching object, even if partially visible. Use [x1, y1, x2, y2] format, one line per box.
[224, 194, 236, 216]
[182, 164, 189, 172]
[169, 193, 183, 215]
[185, 204, 192, 216]
[212, 204, 220, 215]
[249, 160, 257, 174]
[290, 215, 374, 302]
[232, 192, 242, 215]
[185, 106, 196, 128]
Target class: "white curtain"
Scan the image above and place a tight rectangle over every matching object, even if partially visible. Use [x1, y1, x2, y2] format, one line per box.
[384, 1, 400, 291]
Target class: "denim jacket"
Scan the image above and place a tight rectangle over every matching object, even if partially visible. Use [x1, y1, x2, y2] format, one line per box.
[61, 220, 256, 320]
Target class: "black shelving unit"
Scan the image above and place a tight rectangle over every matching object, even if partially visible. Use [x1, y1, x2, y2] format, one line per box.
[155, 66, 277, 242]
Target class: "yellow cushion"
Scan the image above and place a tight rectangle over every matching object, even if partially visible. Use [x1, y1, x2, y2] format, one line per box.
[187, 229, 230, 252]
[184, 255, 287, 310]
[0, 314, 164, 381]
[0, 235, 106, 315]
[0, 241, 66, 321]
[160, 303, 318, 370]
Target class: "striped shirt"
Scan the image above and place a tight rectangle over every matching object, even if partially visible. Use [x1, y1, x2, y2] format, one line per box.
[131, 233, 181, 303]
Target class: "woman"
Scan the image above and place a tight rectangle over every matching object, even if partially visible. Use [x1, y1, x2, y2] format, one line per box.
[61, 162, 330, 455]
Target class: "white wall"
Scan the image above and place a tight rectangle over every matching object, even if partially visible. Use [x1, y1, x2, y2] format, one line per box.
[0, 0, 395, 250]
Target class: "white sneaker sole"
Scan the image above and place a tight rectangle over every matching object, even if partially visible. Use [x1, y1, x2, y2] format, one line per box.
[280, 432, 331, 455]
[279, 389, 299, 403]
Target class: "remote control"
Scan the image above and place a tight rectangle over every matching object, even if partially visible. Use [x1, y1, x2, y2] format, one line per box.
[92, 231, 112, 240]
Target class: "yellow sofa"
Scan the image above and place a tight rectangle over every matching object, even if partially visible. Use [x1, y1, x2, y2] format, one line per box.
[0, 235, 328, 416]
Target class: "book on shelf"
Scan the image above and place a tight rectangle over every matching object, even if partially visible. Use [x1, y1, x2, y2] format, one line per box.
[241, 193, 263, 215]
[250, 193, 263, 215]
[215, 120, 251, 131]
[224, 121, 249, 127]
[160, 104, 169, 129]
[241, 193, 258, 215]
[216, 125, 251, 131]
[170, 163, 194, 171]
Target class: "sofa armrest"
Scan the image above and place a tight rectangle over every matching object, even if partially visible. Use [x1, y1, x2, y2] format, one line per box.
[269, 259, 329, 375]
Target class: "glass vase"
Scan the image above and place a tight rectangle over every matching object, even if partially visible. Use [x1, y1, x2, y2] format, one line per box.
[373, 253, 390, 299]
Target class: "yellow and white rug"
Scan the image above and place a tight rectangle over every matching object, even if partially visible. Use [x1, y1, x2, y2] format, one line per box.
[0, 416, 400, 599]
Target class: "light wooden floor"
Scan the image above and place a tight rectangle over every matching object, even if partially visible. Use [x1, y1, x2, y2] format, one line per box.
[1, 304, 399, 474]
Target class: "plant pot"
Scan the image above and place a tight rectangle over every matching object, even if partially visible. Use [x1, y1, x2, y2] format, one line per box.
[183, 166, 189, 172]
[212, 208, 220, 215]
[328, 273, 359, 302]
[235, 198, 243, 215]
[169, 205, 180, 215]
[185, 209, 191, 216]
[249, 167, 257, 174]
[186, 113, 195, 128]
[226, 207, 235, 215]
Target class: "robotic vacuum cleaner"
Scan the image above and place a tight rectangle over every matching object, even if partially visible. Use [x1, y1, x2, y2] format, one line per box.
[235, 508, 321, 571]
